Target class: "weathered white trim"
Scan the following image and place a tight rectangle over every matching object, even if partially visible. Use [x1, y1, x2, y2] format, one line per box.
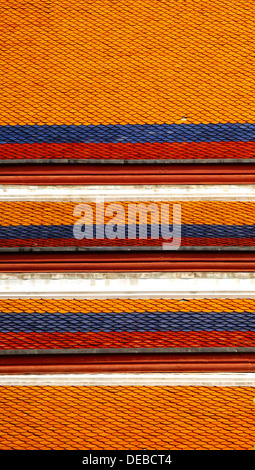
[0, 373, 254, 387]
[0, 184, 255, 201]
[0, 272, 255, 298]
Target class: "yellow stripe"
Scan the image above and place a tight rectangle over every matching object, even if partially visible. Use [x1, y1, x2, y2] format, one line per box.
[0, 201, 254, 226]
[0, 0, 254, 125]
[0, 298, 254, 313]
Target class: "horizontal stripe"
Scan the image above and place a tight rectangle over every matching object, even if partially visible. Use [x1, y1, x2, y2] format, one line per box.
[1, 0, 255, 128]
[1, 237, 254, 248]
[0, 312, 254, 332]
[1, 141, 255, 160]
[0, 224, 254, 239]
[0, 331, 254, 349]
[0, 123, 255, 144]
[1, 201, 255, 226]
[0, 273, 255, 299]
[1, 298, 254, 314]
[2, 185, 255, 202]
[1, 374, 255, 386]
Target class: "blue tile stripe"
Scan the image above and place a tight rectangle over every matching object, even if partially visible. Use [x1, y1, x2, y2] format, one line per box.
[0, 224, 254, 240]
[0, 123, 255, 144]
[0, 312, 254, 332]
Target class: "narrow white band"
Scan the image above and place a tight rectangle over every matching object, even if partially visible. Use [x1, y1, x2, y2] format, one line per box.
[0, 272, 255, 298]
[0, 373, 254, 387]
[0, 184, 255, 201]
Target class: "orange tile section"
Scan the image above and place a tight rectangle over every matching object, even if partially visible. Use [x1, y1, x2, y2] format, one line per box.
[1, 201, 255, 226]
[0, 0, 254, 125]
[1, 298, 255, 314]
[0, 386, 254, 449]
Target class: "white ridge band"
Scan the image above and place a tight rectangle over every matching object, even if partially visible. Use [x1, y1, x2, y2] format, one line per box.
[1, 184, 255, 201]
[0, 272, 255, 298]
[0, 373, 254, 387]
